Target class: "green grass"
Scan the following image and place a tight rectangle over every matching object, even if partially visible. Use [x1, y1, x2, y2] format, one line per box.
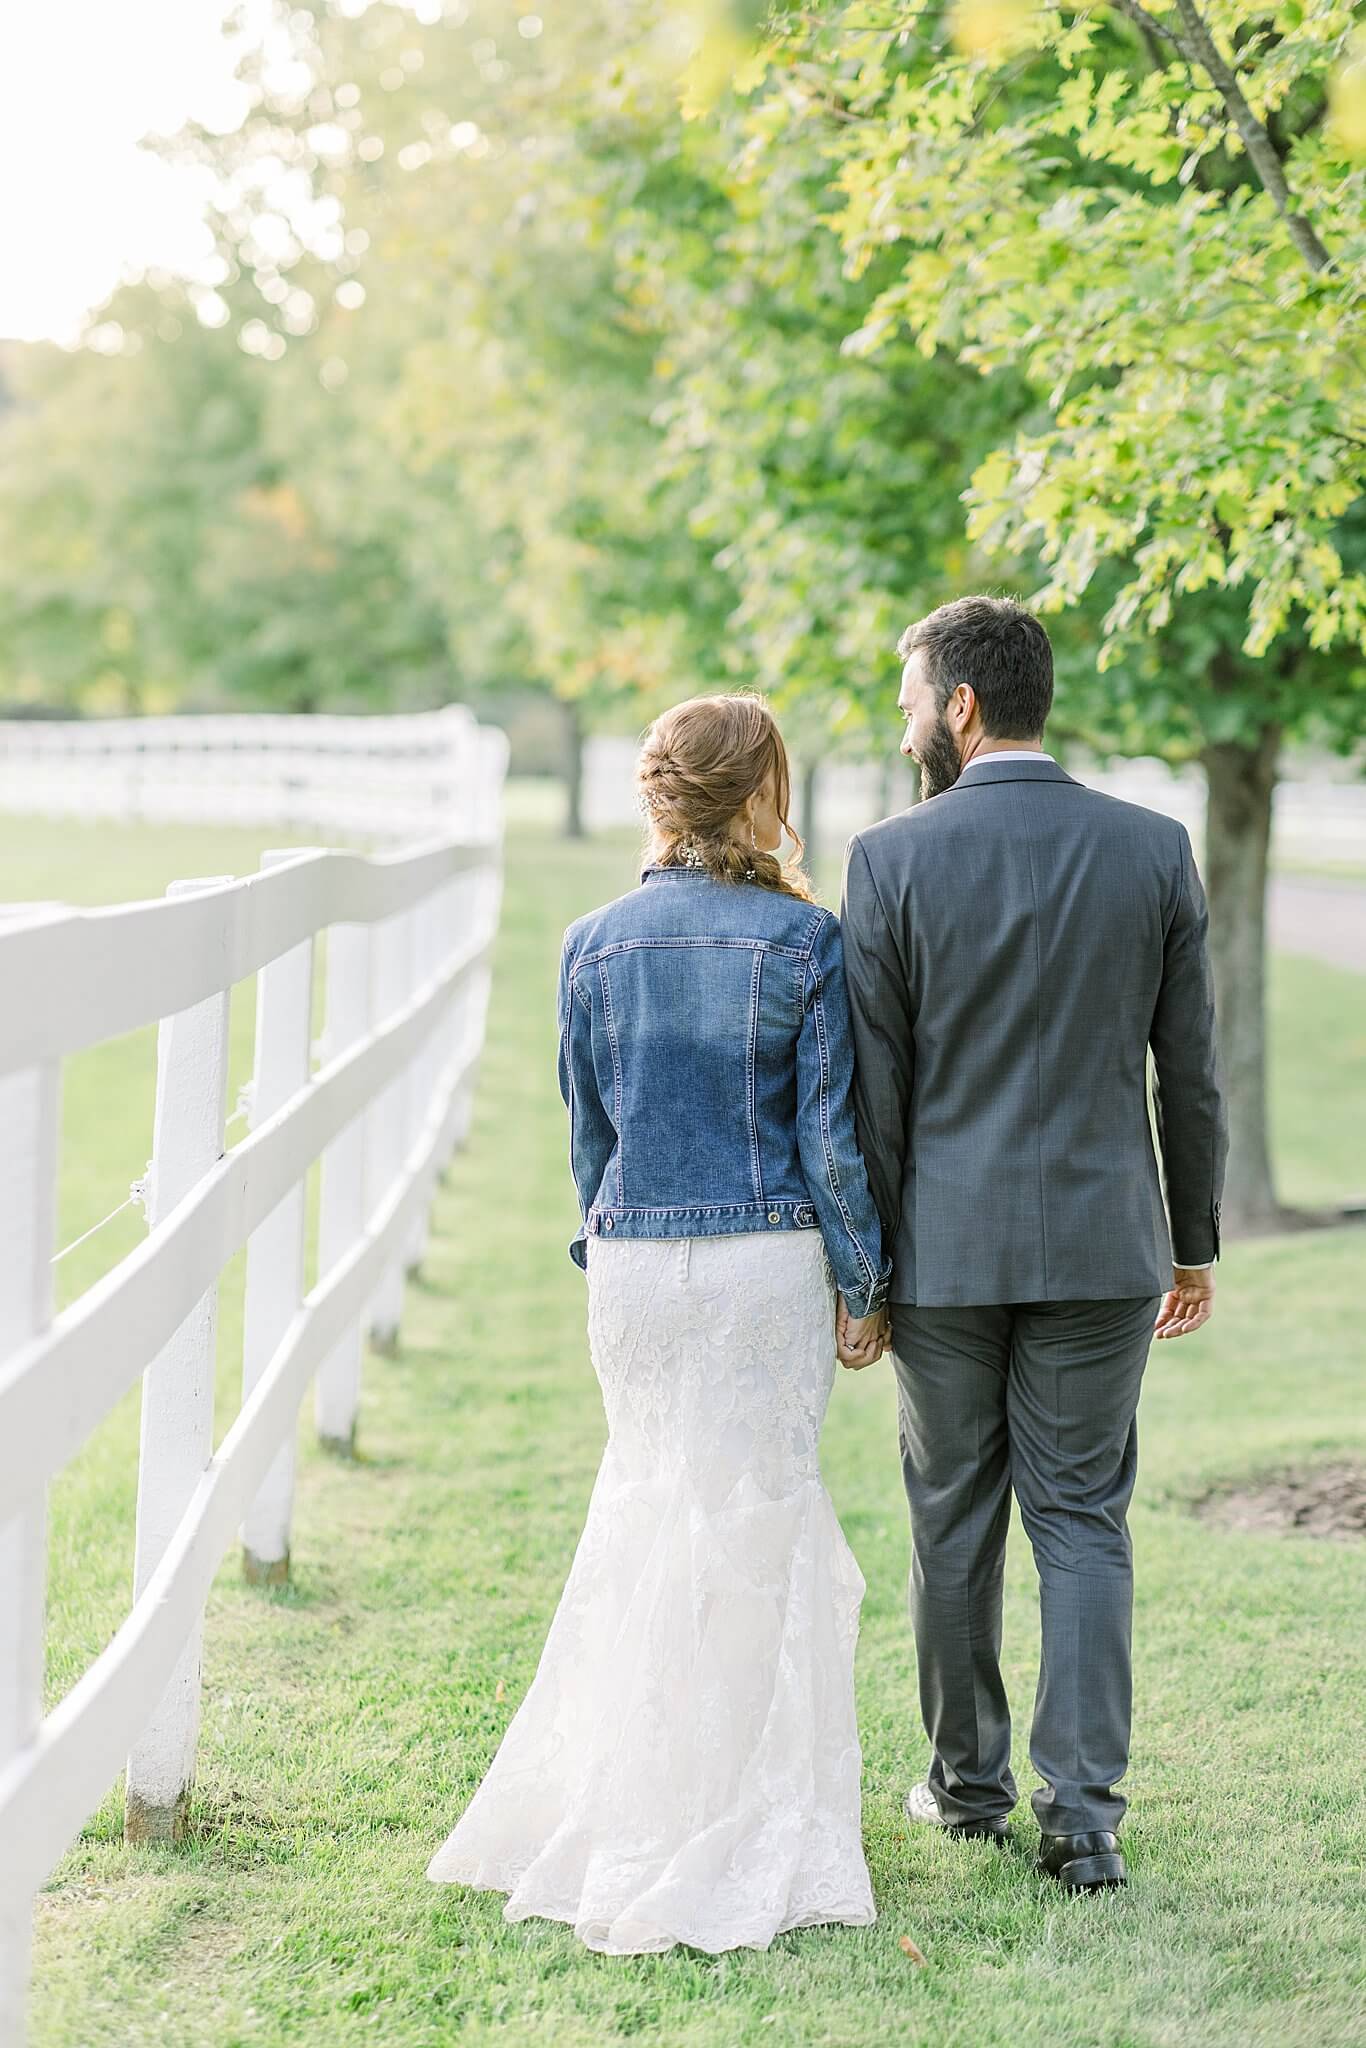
[15, 816, 1366, 2048]
[1269, 954, 1366, 1209]
[1273, 856, 1366, 885]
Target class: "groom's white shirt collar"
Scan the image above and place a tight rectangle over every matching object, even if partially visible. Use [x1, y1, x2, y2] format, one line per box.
[969, 750, 1056, 763]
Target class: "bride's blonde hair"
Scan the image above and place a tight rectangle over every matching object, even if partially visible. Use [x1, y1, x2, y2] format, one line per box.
[636, 693, 815, 902]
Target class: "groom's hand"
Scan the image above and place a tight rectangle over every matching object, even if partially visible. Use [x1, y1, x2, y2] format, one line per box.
[837, 1299, 888, 1370]
[1154, 1265, 1216, 1340]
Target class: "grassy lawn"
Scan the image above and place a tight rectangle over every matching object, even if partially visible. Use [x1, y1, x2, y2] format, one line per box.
[14, 813, 1366, 2048]
[1268, 953, 1366, 1210]
[1273, 857, 1366, 885]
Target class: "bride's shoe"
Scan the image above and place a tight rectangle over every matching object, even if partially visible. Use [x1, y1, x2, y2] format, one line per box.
[904, 1781, 1011, 1842]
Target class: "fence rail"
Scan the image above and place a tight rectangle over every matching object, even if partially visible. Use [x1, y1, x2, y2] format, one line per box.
[0, 704, 480, 840]
[0, 709, 508, 2044]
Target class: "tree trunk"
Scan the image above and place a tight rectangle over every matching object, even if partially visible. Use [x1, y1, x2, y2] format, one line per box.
[562, 698, 585, 840]
[1201, 724, 1284, 1234]
[800, 758, 819, 871]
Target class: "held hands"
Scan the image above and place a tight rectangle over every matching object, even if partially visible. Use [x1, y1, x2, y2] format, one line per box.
[1154, 1265, 1216, 1340]
[836, 1296, 889, 1371]
[833, 1271, 1215, 1360]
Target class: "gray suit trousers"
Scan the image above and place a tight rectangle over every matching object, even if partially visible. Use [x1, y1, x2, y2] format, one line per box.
[889, 1295, 1159, 1836]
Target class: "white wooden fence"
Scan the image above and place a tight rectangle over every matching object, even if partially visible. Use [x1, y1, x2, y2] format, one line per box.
[0, 708, 508, 2043]
[0, 705, 483, 841]
[581, 733, 1366, 866]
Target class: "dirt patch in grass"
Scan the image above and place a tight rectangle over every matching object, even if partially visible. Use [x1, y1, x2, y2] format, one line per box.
[1193, 1461, 1366, 1541]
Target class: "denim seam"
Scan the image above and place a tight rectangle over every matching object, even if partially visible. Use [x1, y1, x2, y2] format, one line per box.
[746, 949, 763, 1203]
[597, 958, 625, 1205]
[799, 904, 829, 959]
[590, 1200, 816, 1216]
[573, 936, 808, 970]
[807, 950, 877, 1293]
[560, 992, 581, 1235]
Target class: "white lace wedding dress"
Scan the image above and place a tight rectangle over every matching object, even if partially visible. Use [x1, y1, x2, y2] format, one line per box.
[426, 1229, 876, 1953]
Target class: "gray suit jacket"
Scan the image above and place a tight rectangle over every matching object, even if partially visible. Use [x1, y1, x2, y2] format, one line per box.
[841, 757, 1228, 1306]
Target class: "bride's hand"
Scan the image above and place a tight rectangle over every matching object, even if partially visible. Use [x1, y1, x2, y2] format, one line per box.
[836, 1297, 886, 1370]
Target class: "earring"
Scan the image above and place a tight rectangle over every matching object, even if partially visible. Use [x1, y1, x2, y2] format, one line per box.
[743, 819, 759, 881]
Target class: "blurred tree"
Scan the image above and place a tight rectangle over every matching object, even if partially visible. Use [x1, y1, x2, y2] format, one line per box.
[156, 0, 740, 830]
[0, 278, 456, 714]
[760, 0, 1366, 1228]
[0, 302, 259, 713]
[0, 0, 1036, 835]
[4, 2, 1357, 1224]
[144, 0, 1026, 839]
[617, 89, 1029, 842]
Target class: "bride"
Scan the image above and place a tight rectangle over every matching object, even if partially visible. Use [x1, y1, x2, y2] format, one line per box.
[427, 692, 892, 1953]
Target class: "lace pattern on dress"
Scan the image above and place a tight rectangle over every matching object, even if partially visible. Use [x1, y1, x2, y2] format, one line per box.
[426, 1230, 875, 1954]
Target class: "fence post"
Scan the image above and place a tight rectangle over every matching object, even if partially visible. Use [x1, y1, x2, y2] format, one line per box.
[449, 729, 507, 1160]
[435, 875, 469, 1177]
[433, 709, 476, 1174]
[0, 905, 64, 2039]
[240, 851, 316, 1585]
[123, 877, 233, 1844]
[0, 1022, 60, 2047]
[367, 909, 413, 1354]
[315, 921, 372, 1456]
[443, 783, 483, 1168]
[403, 894, 439, 1276]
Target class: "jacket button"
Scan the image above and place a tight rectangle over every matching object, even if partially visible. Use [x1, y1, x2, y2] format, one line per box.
[767, 1210, 781, 1225]
[603, 1216, 614, 1231]
[795, 1204, 813, 1226]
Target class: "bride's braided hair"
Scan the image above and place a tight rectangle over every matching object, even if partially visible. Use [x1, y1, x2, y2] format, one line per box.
[637, 693, 815, 903]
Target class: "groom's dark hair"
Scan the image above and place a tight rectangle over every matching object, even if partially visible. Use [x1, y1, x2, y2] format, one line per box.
[898, 594, 1053, 740]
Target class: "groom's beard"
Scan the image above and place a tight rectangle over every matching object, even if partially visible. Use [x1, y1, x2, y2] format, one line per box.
[915, 714, 963, 800]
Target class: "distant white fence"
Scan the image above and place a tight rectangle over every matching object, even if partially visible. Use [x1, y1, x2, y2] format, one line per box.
[582, 734, 1366, 865]
[0, 705, 484, 842]
[0, 709, 507, 2043]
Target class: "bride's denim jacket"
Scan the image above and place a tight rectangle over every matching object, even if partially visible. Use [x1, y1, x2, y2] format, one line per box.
[556, 864, 891, 1319]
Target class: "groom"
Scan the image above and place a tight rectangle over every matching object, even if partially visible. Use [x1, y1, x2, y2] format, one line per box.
[840, 594, 1228, 1892]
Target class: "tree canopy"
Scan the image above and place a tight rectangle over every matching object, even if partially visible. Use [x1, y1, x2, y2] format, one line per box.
[744, 0, 1364, 736]
[0, 0, 1362, 1223]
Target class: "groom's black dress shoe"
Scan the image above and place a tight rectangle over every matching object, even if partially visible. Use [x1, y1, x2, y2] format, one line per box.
[1036, 1831, 1128, 1891]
